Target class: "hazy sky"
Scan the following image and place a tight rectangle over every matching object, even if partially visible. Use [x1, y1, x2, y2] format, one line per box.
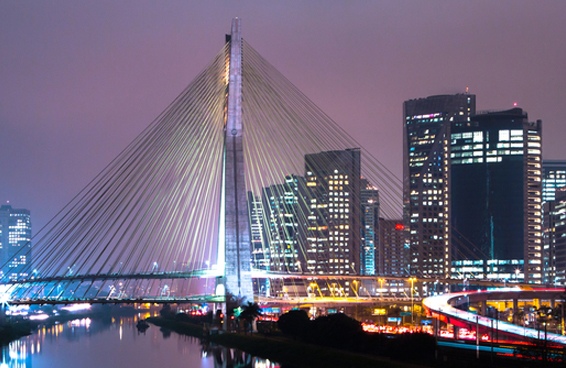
[1, 1, 565, 230]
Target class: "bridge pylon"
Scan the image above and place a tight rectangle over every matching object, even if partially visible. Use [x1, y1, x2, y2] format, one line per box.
[219, 18, 254, 303]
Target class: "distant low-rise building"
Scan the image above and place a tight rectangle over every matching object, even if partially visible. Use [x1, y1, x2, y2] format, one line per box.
[377, 218, 406, 277]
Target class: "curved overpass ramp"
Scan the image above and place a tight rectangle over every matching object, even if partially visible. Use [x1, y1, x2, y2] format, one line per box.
[423, 288, 566, 345]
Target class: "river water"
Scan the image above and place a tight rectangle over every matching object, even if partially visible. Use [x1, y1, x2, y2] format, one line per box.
[1, 315, 280, 368]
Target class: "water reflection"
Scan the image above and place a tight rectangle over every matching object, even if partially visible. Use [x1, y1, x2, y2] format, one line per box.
[1, 317, 280, 368]
[160, 326, 172, 339]
[202, 340, 256, 368]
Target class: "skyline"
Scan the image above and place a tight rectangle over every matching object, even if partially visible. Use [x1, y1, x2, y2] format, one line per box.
[2, 1, 566, 230]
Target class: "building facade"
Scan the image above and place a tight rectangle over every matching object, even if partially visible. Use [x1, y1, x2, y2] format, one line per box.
[247, 192, 268, 270]
[543, 189, 566, 284]
[450, 108, 543, 283]
[377, 218, 407, 277]
[403, 94, 476, 279]
[541, 161, 566, 284]
[542, 160, 566, 203]
[541, 160, 566, 283]
[0, 204, 32, 281]
[304, 149, 362, 275]
[260, 175, 308, 273]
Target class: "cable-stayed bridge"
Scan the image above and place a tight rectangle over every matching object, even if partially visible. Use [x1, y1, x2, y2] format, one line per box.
[1, 19, 405, 306]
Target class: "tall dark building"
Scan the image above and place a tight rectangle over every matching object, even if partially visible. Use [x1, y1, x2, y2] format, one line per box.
[360, 179, 379, 275]
[305, 149, 362, 275]
[450, 108, 543, 283]
[0, 204, 32, 281]
[403, 94, 476, 280]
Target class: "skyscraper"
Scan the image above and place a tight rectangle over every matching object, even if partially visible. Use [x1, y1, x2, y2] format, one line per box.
[450, 108, 543, 283]
[305, 149, 361, 275]
[0, 204, 32, 281]
[403, 94, 476, 279]
[360, 179, 379, 276]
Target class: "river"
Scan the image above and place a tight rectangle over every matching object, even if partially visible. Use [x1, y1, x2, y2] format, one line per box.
[1, 315, 280, 368]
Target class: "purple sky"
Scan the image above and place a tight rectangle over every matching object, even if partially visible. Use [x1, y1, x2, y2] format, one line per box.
[1, 1, 566, 230]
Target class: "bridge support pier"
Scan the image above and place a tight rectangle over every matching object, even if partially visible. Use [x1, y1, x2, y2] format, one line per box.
[479, 300, 487, 316]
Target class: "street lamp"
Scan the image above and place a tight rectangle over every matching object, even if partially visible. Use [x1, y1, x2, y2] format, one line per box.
[378, 278, 385, 310]
[378, 278, 385, 295]
[309, 282, 319, 298]
[409, 277, 417, 325]
[352, 280, 359, 298]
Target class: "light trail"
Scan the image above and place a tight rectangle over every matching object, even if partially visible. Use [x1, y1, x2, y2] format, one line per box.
[423, 288, 566, 346]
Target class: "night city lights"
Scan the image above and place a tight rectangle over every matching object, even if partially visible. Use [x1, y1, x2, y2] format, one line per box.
[2, 2, 566, 368]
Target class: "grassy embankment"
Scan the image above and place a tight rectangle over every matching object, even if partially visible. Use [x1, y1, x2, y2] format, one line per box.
[147, 317, 428, 368]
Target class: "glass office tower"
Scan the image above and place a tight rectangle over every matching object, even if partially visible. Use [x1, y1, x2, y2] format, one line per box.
[450, 108, 543, 283]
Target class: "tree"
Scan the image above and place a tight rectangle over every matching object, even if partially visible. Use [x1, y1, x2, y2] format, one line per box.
[277, 309, 310, 339]
[310, 313, 363, 349]
[239, 302, 263, 333]
[159, 303, 174, 318]
[225, 292, 245, 331]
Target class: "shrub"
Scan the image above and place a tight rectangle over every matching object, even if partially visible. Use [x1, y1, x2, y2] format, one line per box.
[309, 313, 364, 349]
[277, 309, 310, 339]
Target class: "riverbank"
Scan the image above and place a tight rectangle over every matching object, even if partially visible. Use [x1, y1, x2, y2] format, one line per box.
[149, 316, 566, 368]
[208, 332, 428, 368]
[147, 317, 428, 368]
[0, 320, 32, 345]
